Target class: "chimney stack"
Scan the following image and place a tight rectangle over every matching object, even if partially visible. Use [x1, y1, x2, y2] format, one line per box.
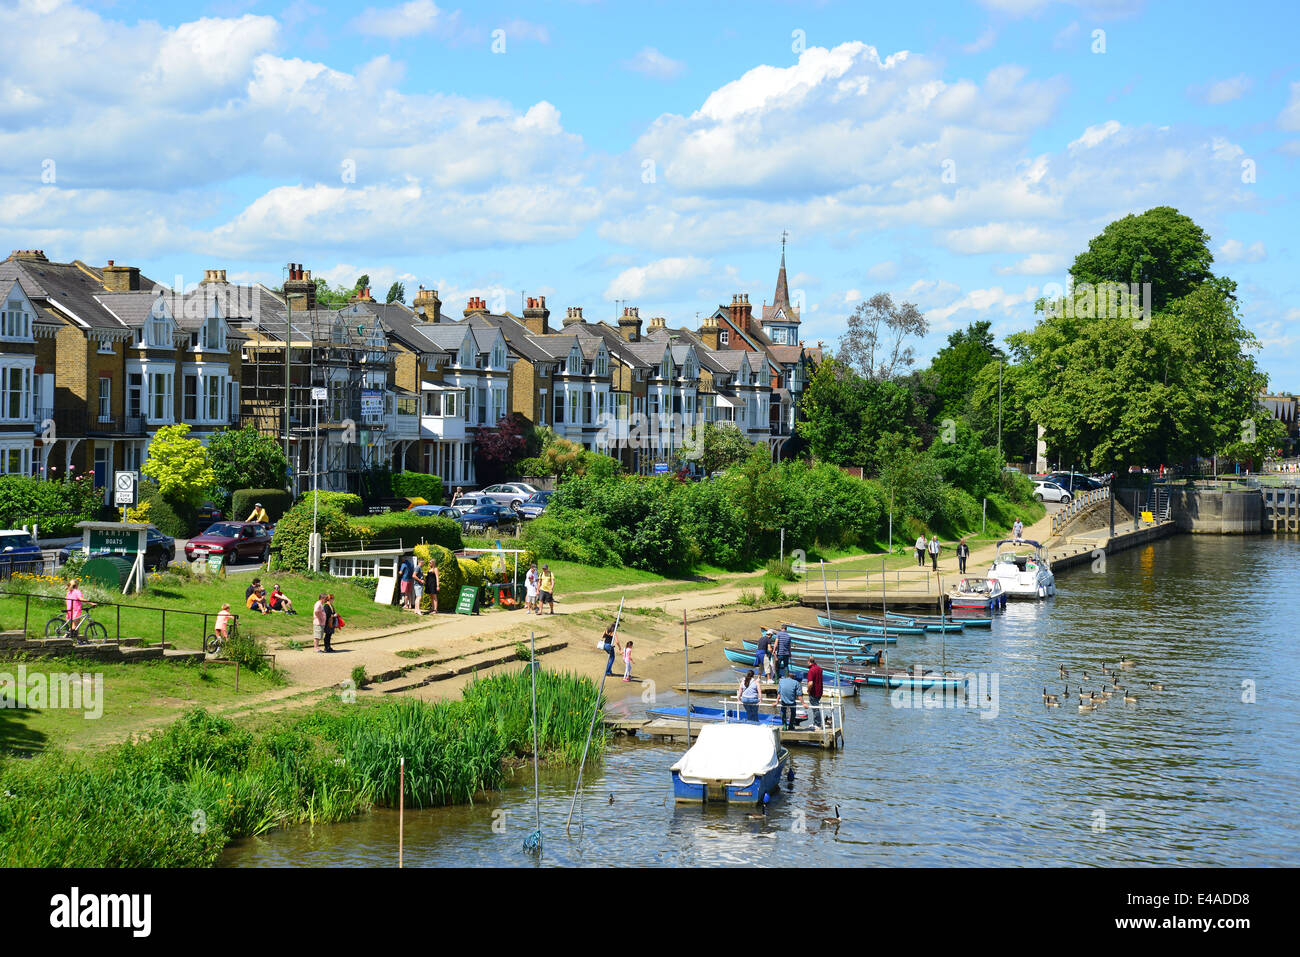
[698, 313, 721, 351]
[524, 295, 551, 335]
[618, 305, 642, 342]
[464, 296, 489, 317]
[648, 315, 667, 331]
[413, 285, 441, 323]
[283, 262, 317, 311]
[561, 306, 585, 327]
[201, 269, 227, 284]
[728, 293, 752, 333]
[102, 260, 141, 292]
[8, 249, 49, 262]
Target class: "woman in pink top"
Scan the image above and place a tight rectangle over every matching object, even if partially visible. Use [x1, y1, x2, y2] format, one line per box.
[65, 580, 85, 637]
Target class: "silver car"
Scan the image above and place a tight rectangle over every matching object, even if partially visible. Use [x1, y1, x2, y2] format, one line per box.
[476, 482, 539, 506]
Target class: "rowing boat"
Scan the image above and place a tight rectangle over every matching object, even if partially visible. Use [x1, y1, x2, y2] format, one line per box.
[784, 623, 898, 644]
[881, 611, 990, 629]
[814, 615, 926, 636]
[740, 638, 881, 664]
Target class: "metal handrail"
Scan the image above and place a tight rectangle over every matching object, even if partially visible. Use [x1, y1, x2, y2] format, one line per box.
[0, 588, 237, 650]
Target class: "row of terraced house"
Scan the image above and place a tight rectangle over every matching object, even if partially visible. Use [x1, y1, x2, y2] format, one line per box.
[0, 247, 822, 498]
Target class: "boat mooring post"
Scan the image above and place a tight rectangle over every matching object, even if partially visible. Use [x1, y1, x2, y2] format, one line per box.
[566, 596, 624, 836]
[682, 610, 691, 739]
[528, 629, 541, 855]
[398, 756, 405, 868]
[881, 556, 888, 673]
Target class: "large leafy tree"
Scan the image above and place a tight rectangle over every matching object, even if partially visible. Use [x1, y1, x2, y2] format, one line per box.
[473, 413, 542, 485]
[797, 359, 917, 471]
[206, 426, 289, 501]
[696, 422, 755, 475]
[967, 359, 1034, 464]
[386, 281, 406, 304]
[1069, 206, 1220, 312]
[141, 424, 218, 508]
[924, 320, 1005, 423]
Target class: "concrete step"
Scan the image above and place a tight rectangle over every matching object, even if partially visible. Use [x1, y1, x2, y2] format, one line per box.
[367, 639, 568, 694]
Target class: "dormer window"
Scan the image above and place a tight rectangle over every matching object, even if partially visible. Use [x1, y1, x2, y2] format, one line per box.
[147, 312, 171, 348]
[492, 341, 507, 370]
[1, 300, 31, 340]
[719, 330, 729, 346]
[595, 351, 609, 378]
[566, 349, 582, 375]
[458, 340, 473, 368]
[199, 316, 226, 351]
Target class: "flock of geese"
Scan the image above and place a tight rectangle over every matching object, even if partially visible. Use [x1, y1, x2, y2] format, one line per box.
[1042, 660, 1167, 711]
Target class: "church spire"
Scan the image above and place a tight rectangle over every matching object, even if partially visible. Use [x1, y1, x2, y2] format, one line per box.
[773, 231, 791, 311]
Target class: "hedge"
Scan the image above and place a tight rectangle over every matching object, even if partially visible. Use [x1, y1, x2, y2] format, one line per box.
[391, 472, 444, 505]
[231, 489, 293, 523]
[349, 513, 462, 551]
[297, 490, 364, 516]
[139, 482, 194, 538]
[272, 502, 366, 572]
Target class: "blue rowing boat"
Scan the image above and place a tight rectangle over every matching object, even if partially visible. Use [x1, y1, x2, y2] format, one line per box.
[882, 611, 989, 629]
[742, 637, 881, 664]
[813, 615, 926, 636]
[858, 613, 963, 633]
[648, 703, 785, 726]
[784, 623, 898, 644]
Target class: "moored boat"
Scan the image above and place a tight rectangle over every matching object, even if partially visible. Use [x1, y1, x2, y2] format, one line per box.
[987, 539, 1055, 599]
[814, 615, 926, 636]
[948, 576, 1007, 610]
[740, 638, 881, 664]
[859, 613, 963, 633]
[886, 610, 992, 628]
[670, 724, 789, 804]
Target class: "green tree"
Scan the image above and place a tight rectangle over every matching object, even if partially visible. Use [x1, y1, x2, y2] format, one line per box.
[206, 426, 289, 503]
[1070, 206, 1220, 312]
[927, 418, 1000, 498]
[968, 359, 1034, 464]
[141, 424, 217, 508]
[354, 274, 370, 294]
[924, 320, 1004, 422]
[696, 422, 754, 475]
[797, 359, 916, 471]
[836, 293, 929, 381]
[386, 281, 406, 304]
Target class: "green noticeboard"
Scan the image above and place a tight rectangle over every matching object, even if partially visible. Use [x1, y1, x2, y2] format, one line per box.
[455, 585, 479, 616]
[207, 553, 226, 576]
[88, 528, 140, 556]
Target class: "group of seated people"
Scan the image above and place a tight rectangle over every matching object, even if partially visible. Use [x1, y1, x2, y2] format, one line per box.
[245, 578, 297, 615]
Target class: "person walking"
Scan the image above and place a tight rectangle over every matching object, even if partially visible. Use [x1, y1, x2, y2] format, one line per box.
[754, 627, 773, 677]
[928, 534, 941, 572]
[956, 538, 970, 574]
[321, 593, 337, 653]
[806, 657, 825, 729]
[738, 670, 761, 722]
[773, 624, 793, 679]
[598, 622, 620, 677]
[539, 564, 555, 615]
[915, 534, 927, 567]
[622, 640, 633, 682]
[524, 562, 539, 614]
[312, 593, 327, 652]
[1013, 518, 1024, 542]
[398, 554, 415, 609]
[411, 555, 424, 614]
[777, 670, 802, 731]
[422, 559, 439, 615]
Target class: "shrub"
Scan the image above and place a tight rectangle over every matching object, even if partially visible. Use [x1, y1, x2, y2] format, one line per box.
[230, 489, 293, 524]
[936, 485, 982, 537]
[766, 558, 798, 581]
[273, 502, 360, 572]
[352, 576, 378, 599]
[0, 473, 106, 536]
[413, 543, 461, 610]
[680, 479, 747, 568]
[349, 512, 462, 551]
[521, 513, 621, 568]
[351, 665, 368, 689]
[139, 481, 194, 538]
[391, 472, 444, 505]
[297, 490, 364, 516]
[458, 558, 486, 590]
[220, 625, 272, 674]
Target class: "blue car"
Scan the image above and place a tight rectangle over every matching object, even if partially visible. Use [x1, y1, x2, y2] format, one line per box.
[0, 529, 44, 577]
[457, 503, 520, 532]
[410, 505, 463, 519]
[515, 490, 553, 520]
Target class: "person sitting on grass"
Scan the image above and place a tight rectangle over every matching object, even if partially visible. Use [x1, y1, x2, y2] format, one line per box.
[246, 584, 270, 615]
[268, 583, 297, 615]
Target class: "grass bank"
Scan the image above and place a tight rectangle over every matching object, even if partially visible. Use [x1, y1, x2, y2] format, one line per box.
[0, 667, 604, 867]
[0, 570, 411, 651]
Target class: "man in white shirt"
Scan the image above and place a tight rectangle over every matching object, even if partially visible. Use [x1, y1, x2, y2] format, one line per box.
[927, 535, 941, 572]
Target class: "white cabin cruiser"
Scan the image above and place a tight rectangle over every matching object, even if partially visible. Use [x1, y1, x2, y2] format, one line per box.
[988, 538, 1056, 599]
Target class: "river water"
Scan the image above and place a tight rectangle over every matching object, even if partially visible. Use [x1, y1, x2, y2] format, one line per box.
[224, 534, 1300, 867]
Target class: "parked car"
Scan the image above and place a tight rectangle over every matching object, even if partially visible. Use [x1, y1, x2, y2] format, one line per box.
[457, 503, 521, 533]
[195, 501, 223, 527]
[515, 490, 554, 520]
[0, 529, 44, 576]
[1033, 480, 1073, 504]
[476, 482, 539, 506]
[58, 525, 175, 571]
[184, 521, 274, 564]
[410, 505, 463, 519]
[1049, 471, 1102, 492]
[451, 491, 491, 509]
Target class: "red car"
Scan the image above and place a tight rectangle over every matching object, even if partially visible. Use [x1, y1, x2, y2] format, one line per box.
[185, 521, 273, 564]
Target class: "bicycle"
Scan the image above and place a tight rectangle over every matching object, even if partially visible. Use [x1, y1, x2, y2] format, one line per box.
[45, 607, 108, 644]
[204, 616, 239, 657]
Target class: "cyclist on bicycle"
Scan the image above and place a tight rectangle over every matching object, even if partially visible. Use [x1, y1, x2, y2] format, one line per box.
[214, 602, 234, 643]
[65, 579, 87, 638]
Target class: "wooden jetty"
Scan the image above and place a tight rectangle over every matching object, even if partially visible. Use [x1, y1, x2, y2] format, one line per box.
[672, 681, 857, 698]
[605, 716, 842, 750]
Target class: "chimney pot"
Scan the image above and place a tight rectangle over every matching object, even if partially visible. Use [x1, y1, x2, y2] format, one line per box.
[107, 260, 114, 267]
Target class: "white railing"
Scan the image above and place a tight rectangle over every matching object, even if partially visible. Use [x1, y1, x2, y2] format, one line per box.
[720, 693, 843, 738]
[1050, 486, 1110, 536]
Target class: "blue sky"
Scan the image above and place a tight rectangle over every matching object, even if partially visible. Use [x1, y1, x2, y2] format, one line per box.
[3, 0, 1298, 386]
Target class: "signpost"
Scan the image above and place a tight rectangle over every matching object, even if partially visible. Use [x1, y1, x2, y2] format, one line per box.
[455, 585, 480, 616]
[652, 461, 669, 475]
[113, 470, 138, 514]
[77, 521, 148, 594]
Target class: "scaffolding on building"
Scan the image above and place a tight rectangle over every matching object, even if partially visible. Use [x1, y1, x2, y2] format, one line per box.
[238, 301, 394, 498]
